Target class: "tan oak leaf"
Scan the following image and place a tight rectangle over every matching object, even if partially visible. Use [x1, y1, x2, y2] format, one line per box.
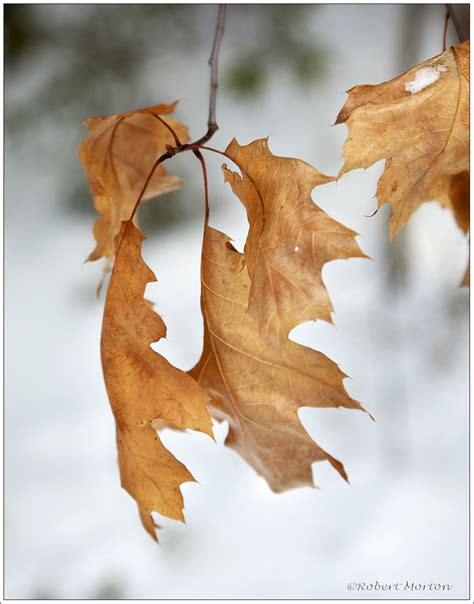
[223, 138, 366, 346]
[190, 225, 367, 493]
[337, 41, 470, 239]
[80, 101, 189, 263]
[101, 221, 213, 539]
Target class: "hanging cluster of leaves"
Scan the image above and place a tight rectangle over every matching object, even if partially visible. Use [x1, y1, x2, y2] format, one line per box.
[79, 39, 469, 540]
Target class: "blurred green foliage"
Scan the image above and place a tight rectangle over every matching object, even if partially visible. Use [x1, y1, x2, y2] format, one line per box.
[226, 5, 326, 96]
[5, 5, 326, 121]
[5, 4, 327, 232]
[5, 4, 202, 122]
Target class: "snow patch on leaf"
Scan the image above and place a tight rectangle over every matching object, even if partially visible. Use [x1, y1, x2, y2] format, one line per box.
[404, 65, 447, 94]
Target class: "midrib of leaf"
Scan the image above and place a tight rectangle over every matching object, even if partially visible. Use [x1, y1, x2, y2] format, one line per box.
[201, 280, 347, 398]
[118, 427, 176, 510]
[201, 300, 287, 480]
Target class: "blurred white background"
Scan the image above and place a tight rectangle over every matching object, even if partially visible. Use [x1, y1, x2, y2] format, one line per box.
[5, 4, 469, 599]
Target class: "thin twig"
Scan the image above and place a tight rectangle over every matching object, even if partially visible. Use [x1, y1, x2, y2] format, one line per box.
[129, 152, 173, 223]
[208, 5, 226, 131]
[112, 5, 227, 262]
[149, 5, 227, 157]
[113, 150, 172, 262]
[185, 5, 227, 148]
[198, 144, 230, 159]
[129, 4, 226, 222]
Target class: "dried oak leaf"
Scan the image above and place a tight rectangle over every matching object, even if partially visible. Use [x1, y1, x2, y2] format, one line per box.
[223, 138, 366, 346]
[101, 221, 213, 539]
[337, 41, 470, 239]
[79, 101, 189, 263]
[190, 225, 366, 492]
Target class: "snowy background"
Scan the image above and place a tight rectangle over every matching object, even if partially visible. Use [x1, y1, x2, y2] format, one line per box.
[5, 4, 469, 599]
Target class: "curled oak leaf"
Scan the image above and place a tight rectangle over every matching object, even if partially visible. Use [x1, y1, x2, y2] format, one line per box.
[223, 138, 366, 347]
[101, 221, 213, 538]
[79, 101, 189, 264]
[337, 41, 469, 240]
[190, 226, 367, 493]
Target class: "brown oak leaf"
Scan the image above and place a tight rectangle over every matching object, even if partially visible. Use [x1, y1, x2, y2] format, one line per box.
[222, 138, 366, 346]
[337, 41, 470, 239]
[190, 225, 367, 492]
[101, 221, 213, 539]
[79, 101, 189, 263]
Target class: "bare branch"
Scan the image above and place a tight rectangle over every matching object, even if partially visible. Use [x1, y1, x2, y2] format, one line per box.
[107, 6, 228, 288]
[122, 4, 228, 231]
[160, 5, 227, 153]
[208, 5, 226, 131]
